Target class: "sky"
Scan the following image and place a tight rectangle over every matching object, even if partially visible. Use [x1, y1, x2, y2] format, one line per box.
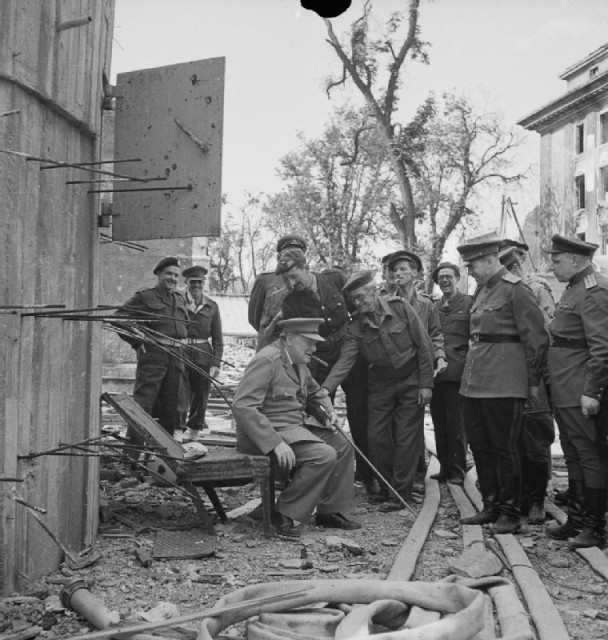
[111, 0, 608, 236]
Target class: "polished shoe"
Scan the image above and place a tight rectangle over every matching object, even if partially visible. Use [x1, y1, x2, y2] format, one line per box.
[567, 527, 606, 550]
[461, 510, 499, 525]
[271, 512, 300, 539]
[316, 512, 361, 530]
[368, 493, 390, 504]
[547, 520, 581, 540]
[492, 513, 521, 535]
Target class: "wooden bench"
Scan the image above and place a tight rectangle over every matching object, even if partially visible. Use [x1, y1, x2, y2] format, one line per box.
[102, 392, 274, 536]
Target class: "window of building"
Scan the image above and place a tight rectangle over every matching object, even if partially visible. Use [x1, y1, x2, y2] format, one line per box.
[575, 174, 586, 210]
[590, 65, 599, 78]
[601, 225, 608, 253]
[601, 112, 608, 145]
[576, 123, 585, 154]
[601, 166, 608, 201]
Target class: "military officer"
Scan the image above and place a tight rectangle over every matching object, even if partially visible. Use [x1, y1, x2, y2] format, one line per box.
[232, 317, 360, 539]
[378, 252, 398, 296]
[181, 265, 223, 442]
[499, 246, 555, 524]
[322, 271, 434, 509]
[458, 238, 549, 534]
[388, 249, 447, 491]
[544, 235, 608, 549]
[428, 262, 472, 486]
[118, 257, 189, 438]
[248, 234, 307, 349]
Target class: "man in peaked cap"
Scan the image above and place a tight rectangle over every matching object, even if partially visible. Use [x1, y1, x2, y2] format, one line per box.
[232, 317, 360, 539]
[499, 247, 555, 524]
[457, 237, 548, 534]
[180, 265, 223, 442]
[248, 234, 307, 337]
[544, 234, 608, 549]
[378, 252, 398, 296]
[116, 257, 189, 441]
[428, 262, 472, 487]
[322, 270, 435, 510]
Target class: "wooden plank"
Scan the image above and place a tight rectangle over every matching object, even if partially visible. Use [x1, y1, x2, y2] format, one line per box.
[488, 583, 533, 640]
[495, 534, 570, 640]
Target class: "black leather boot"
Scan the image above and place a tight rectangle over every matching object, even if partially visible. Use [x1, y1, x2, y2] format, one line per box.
[568, 487, 607, 550]
[461, 495, 500, 525]
[461, 462, 500, 525]
[527, 460, 550, 524]
[547, 479, 585, 540]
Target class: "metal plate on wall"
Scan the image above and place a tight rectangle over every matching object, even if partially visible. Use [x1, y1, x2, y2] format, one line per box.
[112, 57, 224, 240]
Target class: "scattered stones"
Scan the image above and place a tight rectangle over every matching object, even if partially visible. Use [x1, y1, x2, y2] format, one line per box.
[319, 564, 340, 573]
[434, 529, 459, 539]
[548, 556, 571, 568]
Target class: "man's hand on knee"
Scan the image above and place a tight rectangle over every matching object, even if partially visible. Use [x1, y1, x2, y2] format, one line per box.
[273, 442, 296, 471]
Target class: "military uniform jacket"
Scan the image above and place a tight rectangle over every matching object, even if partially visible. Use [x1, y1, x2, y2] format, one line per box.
[118, 286, 189, 348]
[248, 272, 285, 331]
[548, 265, 608, 407]
[281, 270, 349, 360]
[185, 293, 224, 367]
[407, 290, 446, 363]
[232, 341, 334, 455]
[526, 274, 555, 325]
[434, 291, 473, 382]
[322, 295, 435, 393]
[460, 268, 548, 399]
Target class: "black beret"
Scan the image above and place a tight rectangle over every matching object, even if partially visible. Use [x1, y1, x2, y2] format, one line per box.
[543, 234, 598, 257]
[431, 261, 460, 283]
[278, 317, 325, 341]
[275, 248, 307, 274]
[182, 265, 208, 279]
[153, 257, 179, 274]
[342, 270, 374, 294]
[388, 250, 422, 272]
[457, 239, 500, 265]
[277, 234, 307, 253]
[499, 238, 529, 252]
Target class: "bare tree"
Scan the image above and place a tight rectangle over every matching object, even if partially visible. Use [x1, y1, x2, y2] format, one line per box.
[324, 0, 428, 247]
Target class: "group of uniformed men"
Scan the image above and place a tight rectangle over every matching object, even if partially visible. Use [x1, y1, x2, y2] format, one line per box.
[119, 231, 608, 549]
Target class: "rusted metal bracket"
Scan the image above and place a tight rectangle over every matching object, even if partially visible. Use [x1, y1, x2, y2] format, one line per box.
[174, 118, 210, 153]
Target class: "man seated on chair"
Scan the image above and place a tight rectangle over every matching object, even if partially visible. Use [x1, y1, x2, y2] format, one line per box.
[232, 317, 360, 539]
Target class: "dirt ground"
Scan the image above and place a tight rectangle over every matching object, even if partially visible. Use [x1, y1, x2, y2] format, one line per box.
[2, 461, 607, 640]
[2, 342, 607, 639]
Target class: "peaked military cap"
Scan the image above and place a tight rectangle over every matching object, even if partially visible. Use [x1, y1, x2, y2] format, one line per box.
[278, 317, 325, 341]
[457, 237, 501, 265]
[432, 261, 460, 283]
[388, 249, 423, 272]
[275, 248, 307, 274]
[153, 256, 180, 274]
[277, 234, 307, 253]
[499, 238, 529, 253]
[498, 246, 521, 269]
[342, 270, 375, 294]
[182, 265, 208, 280]
[543, 234, 598, 257]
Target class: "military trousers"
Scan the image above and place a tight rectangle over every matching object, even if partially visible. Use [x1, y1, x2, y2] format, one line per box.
[367, 374, 424, 500]
[463, 396, 524, 516]
[429, 381, 467, 482]
[133, 344, 185, 436]
[184, 363, 211, 430]
[554, 404, 608, 489]
[275, 426, 355, 523]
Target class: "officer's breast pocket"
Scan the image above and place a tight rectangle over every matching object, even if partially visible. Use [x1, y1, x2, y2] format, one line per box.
[271, 386, 298, 400]
[475, 302, 506, 333]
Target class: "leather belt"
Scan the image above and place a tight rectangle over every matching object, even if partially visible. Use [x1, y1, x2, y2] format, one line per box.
[471, 334, 521, 343]
[550, 335, 587, 349]
[155, 337, 188, 345]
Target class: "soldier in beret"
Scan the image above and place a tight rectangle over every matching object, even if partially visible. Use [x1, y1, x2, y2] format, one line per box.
[388, 250, 447, 493]
[499, 247, 555, 524]
[544, 235, 608, 549]
[322, 271, 435, 509]
[457, 237, 548, 534]
[248, 234, 307, 345]
[232, 317, 360, 538]
[117, 257, 189, 440]
[181, 265, 223, 442]
[428, 262, 472, 486]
